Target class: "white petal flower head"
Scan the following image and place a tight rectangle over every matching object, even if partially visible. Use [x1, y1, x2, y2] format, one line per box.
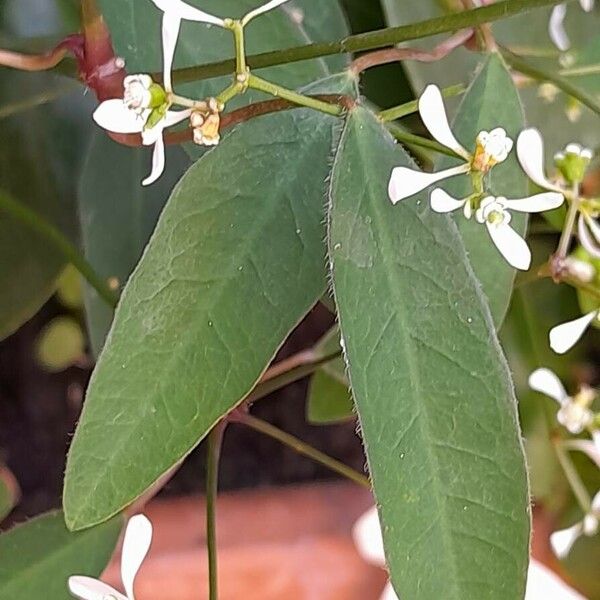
[551, 491, 600, 558]
[388, 85, 513, 205]
[123, 75, 154, 113]
[549, 0, 595, 51]
[93, 96, 191, 186]
[69, 514, 153, 600]
[549, 310, 600, 354]
[529, 368, 595, 434]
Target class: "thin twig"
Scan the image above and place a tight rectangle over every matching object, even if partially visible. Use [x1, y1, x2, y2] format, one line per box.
[232, 412, 370, 488]
[0, 46, 69, 71]
[350, 28, 474, 75]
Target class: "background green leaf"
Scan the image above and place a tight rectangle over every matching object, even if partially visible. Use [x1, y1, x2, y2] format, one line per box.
[0, 511, 121, 599]
[79, 133, 190, 356]
[328, 106, 530, 600]
[64, 73, 357, 530]
[440, 53, 527, 326]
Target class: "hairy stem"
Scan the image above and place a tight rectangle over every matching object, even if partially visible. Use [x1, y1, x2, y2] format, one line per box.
[168, 0, 564, 85]
[379, 84, 466, 122]
[386, 122, 461, 158]
[0, 192, 118, 307]
[206, 423, 226, 600]
[555, 440, 592, 514]
[234, 413, 370, 488]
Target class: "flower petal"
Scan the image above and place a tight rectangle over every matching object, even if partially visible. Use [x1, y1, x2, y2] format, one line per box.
[565, 439, 600, 469]
[580, 0, 594, 12]
[121, 514, 153, 598]
[93, 100, 145, 134]
[549, 311, 598, 354]
[485, 221, 532, 270]
[549, 3, 570, 51]
[388, 164, 469, 204]
[161, 12, 181, 92]
[68, 576, 127, 600]
[528, 368, 568, 404]
[352, 506, 385, 567]
[550, 523, 583, 558]
[516, 128, 563, 192]
[578, 215, 600, 259]
[149, 0, 225, 26]
[503, 192, 565, 213]
[525, 559, 586, 599]
[380, 582, 400, 600]
[242, 0, 291, 25]
[418, 85, 470, 159]
[162, 108, 193, 128]
[142, 133, 166, 187]
[430, 188, 468, 214]
[591, 489, 600, 513]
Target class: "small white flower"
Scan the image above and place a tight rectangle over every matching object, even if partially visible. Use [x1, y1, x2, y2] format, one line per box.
[93, 99, 191, 186]
[431, 190, 564, 270]
[549, 0, 595, 52]
[551, 491, 600, 558]
[123, 75, 154, 113]
[529, 368, 595, 433]
[69, 514, 153, 600]
[549, 309, 600, 354]
[388, 85, 513, 204]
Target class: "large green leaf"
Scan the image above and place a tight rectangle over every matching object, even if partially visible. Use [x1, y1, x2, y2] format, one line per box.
[79, 133, 190, 356]
[98, 0, 349, 102]
[0, 511, 121, 599]
[440, 53, 527, 326]
[328, 106, 530, 600]
[64, 73, 357, 530]
[381, 0, 600, 153]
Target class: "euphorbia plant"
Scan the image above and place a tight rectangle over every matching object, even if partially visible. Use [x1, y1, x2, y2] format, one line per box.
[1, 0, 600, 599]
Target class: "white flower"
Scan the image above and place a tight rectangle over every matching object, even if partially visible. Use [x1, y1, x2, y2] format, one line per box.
[516, 128, 565, 193]
[123, 75, 154, 113]
[93, 98, 191, 186]
[431, 190, 564, 270]
[551, 491, 600, 558]
[529, 368, 595, 433]
[69, 514, 152, 600]
[388, 85, 513, 204]
[353, 505, 586, 599]
[549, 0, 595, 51]
[549, 309, 599, 354]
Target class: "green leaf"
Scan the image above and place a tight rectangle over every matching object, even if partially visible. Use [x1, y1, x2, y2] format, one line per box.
[328, 106, 530, 600]
[98, 0, 349, 102]
[0, 511, 121, 599]
[440, 53, 527, 326]
[64, 73, 357, 530]
[79, 133, 190, 356]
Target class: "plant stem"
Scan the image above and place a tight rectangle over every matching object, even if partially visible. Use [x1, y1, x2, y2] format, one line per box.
[501, 48, 600, 117]
[236, 413, 370, 488]
[216, 80, 245, 105]
[206, 423, 225, 600]
[379, 84, 466, 123]
[0, 191, 118, 307]
[556, 184, 580, 258]
[386, 122, 461, 158]
[232, 21, 247, 75]
[246, 349, 343, 404]
[248, 74, 344, 116]
[554, 439, 592, 514]
[169, 0, 564, 85]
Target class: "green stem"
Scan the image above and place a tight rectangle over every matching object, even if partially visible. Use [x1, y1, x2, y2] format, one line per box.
[229, 20, 247, 75]
[0, 191, 118, 307]
[556, 184, 580, 258]
[169, 0, 565, 85]
[237, 413, 370, 488]
[248, 74, 344, 116]
[379, 84, 466, 123]
[206, 423, 225, 600]
[216, 81, 244, 105]
[501, 48, 600, 117]
[386, 122, 461, 158]
[555, 440, 592, 514]
[246, 350, 342, 404]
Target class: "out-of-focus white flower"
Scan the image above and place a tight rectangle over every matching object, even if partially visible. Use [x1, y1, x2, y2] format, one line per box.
[69, 514, 153, 600]
[353, 506, 586, 599]
[388, 85, 513, 204]
[549, 0, 595, 51]
[93, 98, 192, 186]
[551, 491, 600, 558]
[529, 368, 595, 433]
[549, 310, 600, 354]
[431, 190, 563, 270]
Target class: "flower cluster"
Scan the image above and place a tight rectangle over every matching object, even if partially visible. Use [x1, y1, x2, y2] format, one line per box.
[92, 0, 291, 185]
[388, 85, 564, 271]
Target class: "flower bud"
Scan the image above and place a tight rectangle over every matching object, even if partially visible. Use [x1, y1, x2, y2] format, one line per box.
[554, 143, 593, 184]
[472, 128, 513, 173]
